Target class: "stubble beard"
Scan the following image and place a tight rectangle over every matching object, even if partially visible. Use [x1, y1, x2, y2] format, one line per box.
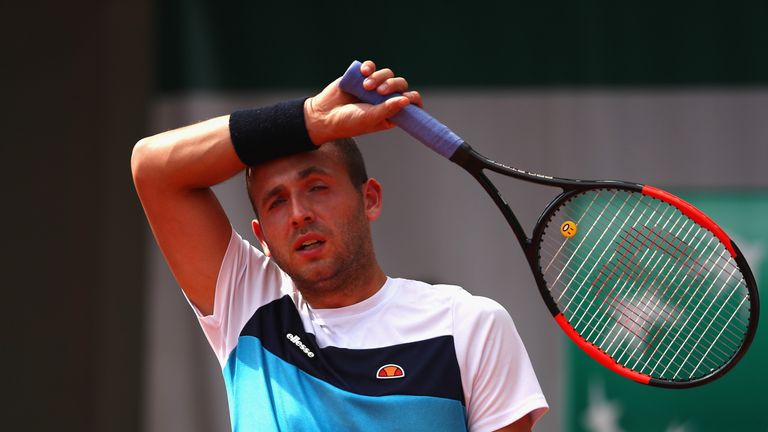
[268, 212, 377, 299]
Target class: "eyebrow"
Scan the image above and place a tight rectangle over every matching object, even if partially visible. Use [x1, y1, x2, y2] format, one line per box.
[297, 165, 330, 179]
[260, 165, 331, 208]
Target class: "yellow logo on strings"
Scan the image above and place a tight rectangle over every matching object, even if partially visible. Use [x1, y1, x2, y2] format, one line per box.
[561, 221, 577, 238]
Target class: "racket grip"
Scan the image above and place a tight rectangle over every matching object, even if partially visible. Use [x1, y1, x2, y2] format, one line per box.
[339, 60, 465, 159]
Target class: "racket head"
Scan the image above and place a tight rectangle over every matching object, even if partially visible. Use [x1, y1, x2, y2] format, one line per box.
[530, 185, 759, 388]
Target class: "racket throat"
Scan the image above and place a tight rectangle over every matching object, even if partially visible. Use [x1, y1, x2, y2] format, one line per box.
[450, 143, 533, 253]
[472, 172, 532, 252]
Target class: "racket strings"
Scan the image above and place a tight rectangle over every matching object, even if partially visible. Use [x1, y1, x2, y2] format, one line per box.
[537, 188, 751, 381]
[673, 294, 748, 378]
[555, 286, 740, 377]
[544, 203, 752, 348]
[569, 197, 747, 378]
[541, 202, 748, 338]
[562, 195, 660, 335]
[607, 224, 743, 340]
[651, 262, 743, 378]
[540, 208, 747, 332]
[540, 224, 752, 346]
[543, 192, 739, 282]
[549, 241, 745, 372]
[547, 191, 623, 303]
[688, 295, 749, 377]
[550, 261, 744, 376]
[552, 237, 745, 379]
[540, 196, 744, 305]
[544, 196, 752, 374]
[577, 221, 688, 330]
[612, 232, 741, 376]
[542, 189, 605, 276]
[543, 230, 748, 349]
[553, 260, 745, 365]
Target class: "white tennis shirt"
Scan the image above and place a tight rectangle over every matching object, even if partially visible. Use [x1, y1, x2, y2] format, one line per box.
[189, 229, 548, 431]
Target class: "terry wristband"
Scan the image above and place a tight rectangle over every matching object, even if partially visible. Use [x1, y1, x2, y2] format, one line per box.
[229, 98, 317, 166]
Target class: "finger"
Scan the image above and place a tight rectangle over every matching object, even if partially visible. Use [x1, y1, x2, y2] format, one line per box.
[360, 60, 376, 77]
[376, 77, 408, 95]
[354, 96, 408, 127]
[402, 90, 423, 108]
[368, 68, 395, 83]
[363, 67, 394, 90]
[377, 95, 410, 118]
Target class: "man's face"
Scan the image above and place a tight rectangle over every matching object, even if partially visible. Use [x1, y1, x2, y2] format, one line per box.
[248, 146, 382, 293]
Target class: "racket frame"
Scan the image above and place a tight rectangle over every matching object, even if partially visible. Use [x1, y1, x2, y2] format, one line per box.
[451, 142, 759, 388]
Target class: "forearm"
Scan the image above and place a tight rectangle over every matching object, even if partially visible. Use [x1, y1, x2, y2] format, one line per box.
[131, 115, 244, 193]
[130, 58, 423, 191]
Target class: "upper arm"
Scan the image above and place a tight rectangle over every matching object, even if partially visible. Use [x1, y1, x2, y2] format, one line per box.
[131, 115, 245, 316]
[454, 296, 548, 431]
[134, 180, 231, 316]
[494, 414, 532, 432]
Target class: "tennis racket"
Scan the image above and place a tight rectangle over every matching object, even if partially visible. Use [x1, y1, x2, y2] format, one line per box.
[340, 60, 759, 388]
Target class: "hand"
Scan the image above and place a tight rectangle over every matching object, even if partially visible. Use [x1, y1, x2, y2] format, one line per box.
[304, 60, 423, 145]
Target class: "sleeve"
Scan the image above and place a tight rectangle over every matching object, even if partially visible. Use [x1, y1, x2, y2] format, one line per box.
[453, 295, 549, 431]
[184, 228, 291, 368]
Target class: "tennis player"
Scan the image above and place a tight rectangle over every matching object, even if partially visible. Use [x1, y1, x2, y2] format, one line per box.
[132, 60, 548, 431]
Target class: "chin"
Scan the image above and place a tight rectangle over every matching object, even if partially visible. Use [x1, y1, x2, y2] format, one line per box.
[298, 264, 351, 291]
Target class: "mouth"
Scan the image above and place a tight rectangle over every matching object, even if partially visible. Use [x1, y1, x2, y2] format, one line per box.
[294, 234, 327, 253]
[297, 239, 325, 251]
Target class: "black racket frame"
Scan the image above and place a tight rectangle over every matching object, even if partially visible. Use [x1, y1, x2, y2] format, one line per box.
[449, 142, 760, 388]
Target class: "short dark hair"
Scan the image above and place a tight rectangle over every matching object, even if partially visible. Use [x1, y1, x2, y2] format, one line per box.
[327, 137, 369, 187]
[245, 137, 369, 216]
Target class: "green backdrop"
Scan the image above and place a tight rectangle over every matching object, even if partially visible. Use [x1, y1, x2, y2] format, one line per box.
[156, 1, 768, 92]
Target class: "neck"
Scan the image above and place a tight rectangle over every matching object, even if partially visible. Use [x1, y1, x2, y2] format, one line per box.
[298, 261, 387, 309]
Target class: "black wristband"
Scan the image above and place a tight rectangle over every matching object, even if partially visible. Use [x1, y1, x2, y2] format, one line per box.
[229, 98, 316, 166]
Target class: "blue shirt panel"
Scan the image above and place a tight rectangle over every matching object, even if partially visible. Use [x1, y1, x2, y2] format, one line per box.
[224, 336, 468, 432]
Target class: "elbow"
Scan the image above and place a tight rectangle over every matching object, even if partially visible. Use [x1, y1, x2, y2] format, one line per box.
[130, 137, 158, 190]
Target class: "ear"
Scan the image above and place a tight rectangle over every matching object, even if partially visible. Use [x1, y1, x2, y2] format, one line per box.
[362, 178, 383, 222]
[251, 219, 271, 257]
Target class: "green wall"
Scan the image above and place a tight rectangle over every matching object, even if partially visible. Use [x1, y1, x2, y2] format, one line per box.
[157, 1, 768, 92]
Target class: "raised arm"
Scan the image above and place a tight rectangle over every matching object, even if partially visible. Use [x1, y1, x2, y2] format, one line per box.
[131, 114, 241, 316]
[131, 60, 420, 316]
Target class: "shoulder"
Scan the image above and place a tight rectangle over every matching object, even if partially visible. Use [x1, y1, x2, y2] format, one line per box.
[442, 285, 521, 358]
[386, 278, 514, 333]
[446, 285, 513, 329]
[219, 229, 291, 289]
[453, 291, 509, 316]
[224, 229, 274, 270]
[388, 277, 510, 313]
[386, 277, 467, 313]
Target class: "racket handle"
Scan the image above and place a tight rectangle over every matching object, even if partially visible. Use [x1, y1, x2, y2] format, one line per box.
[339, 60, 465, 159]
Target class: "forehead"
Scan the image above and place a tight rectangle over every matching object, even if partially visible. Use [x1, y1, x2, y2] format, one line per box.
[248, 146, 347, 195]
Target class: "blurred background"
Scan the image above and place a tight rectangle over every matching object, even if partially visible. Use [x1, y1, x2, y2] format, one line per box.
[6, 1, 767, 431]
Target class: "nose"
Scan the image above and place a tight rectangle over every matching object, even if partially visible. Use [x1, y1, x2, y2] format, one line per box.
[289, 198, 314, 227]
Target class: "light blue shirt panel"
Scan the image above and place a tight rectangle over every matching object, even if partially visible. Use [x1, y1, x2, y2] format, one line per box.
[223, 336, 468, 432]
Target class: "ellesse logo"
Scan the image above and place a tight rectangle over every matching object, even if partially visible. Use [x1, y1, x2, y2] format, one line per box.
[376, 364, 405, 379]
[286, 333, 315, 358]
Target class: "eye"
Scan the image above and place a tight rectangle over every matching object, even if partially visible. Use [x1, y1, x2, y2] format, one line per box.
[267, 197, 286, 210]
[309, 184, 328, 192]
